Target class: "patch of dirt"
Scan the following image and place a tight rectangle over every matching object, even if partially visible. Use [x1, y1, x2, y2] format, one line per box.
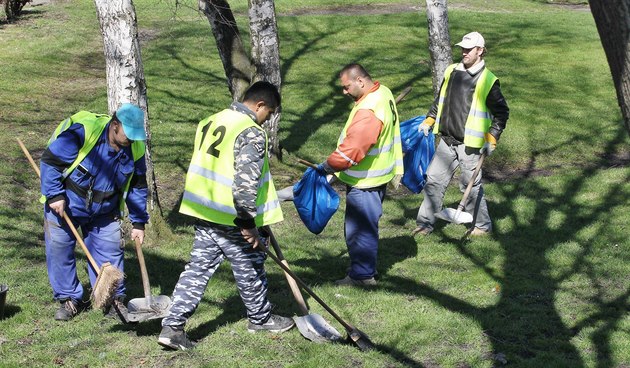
[280, 4, 421, 17]
[548, 2, 590, 11]
[484, 150, 630, 183]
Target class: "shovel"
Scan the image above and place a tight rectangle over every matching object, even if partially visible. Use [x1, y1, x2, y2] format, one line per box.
[434, 152, 486, 225]
[261, 231, 375, 351]
[265, 227, 342, 343]
[126, 238, 171, 322]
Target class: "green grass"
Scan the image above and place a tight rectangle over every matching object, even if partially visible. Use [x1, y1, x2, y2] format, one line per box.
[1, 0, 629, 367]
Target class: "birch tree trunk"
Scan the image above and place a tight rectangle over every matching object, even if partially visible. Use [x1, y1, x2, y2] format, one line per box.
[425, 0, 452, 98]
[94, 0, 161, 213]
[588, 0, 630, 136]
[199, 0, 254, 101]
[248, 0, 282, 157]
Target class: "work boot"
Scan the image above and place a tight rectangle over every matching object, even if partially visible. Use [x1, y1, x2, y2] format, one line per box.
[247, 314, 295, 333]
[158, 325, 196, 350]
[469, 227, 492, 237]
[54, 299, 79, 321]
[104, 296, 130, 323]
[334, 275, 377, 287]
[411, 225, 433, 236]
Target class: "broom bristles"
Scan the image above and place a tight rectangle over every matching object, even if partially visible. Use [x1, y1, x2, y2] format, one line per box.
[91, 262, 125, 309]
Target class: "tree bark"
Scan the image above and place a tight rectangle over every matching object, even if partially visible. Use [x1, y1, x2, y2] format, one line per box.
[588, 0, 630, 135]
[425, 0, 452, 98]
[94, 0, 161, 214]
[248, 0, 282, 157]
[199, 0, 254, 101]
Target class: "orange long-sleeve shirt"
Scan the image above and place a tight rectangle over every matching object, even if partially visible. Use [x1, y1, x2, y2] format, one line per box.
[326, 82, 383, 172]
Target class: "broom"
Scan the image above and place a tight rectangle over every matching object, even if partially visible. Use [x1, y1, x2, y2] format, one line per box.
[17, 138, 123, 309]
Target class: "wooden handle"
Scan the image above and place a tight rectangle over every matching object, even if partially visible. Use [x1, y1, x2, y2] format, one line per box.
[134, 238, 152, 303]
[395, 86, 412, 104]
[261, 241, 356, 332]
[265, 227, 309, 316]
[16, 138, 101, 273]
[457, 153, 486, 211]
[297, 158, 318, 170]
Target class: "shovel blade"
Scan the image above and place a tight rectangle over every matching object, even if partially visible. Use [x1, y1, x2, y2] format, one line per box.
[127, 295, 172, 322]
[435, 208, 473, 225]
[294, 313, 343, 343]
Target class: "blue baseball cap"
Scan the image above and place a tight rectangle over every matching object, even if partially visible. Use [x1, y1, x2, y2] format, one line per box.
[115, 103, 146, 141]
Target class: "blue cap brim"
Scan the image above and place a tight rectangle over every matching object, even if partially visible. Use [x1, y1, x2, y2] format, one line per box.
[121, 124, 146, 141]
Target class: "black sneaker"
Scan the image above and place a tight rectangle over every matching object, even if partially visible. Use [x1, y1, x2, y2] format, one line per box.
[54, 299, 79, 321]
[247, 314, 295, 333]
[104, 296, 130, 323]
[158, 325, 196, 350]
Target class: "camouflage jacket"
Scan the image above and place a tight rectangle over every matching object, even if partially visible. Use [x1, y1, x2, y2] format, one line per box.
[230, 102, 266, 229]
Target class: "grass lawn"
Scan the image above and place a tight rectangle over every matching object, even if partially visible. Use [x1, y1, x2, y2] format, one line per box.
[0, 0, 628, 367]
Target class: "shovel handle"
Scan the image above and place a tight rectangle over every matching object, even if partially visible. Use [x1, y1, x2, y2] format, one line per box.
[457, 152, 486, 211]
[260, 239, 357, 333]
[17, 138, 100, 273]
[264, 227, 309, 315]
[134, 238, 152, 303]
[297, 158, 318, 170]
[394, 86, 412, 104]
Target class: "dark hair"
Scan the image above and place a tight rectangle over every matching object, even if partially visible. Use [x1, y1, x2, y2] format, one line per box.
[339, 63, 371, 80]
[243, 81, 281, 109]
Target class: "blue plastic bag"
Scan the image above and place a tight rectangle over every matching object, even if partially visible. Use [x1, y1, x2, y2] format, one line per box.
[292, 167, 340, 234]
[399, 115, 435, 193]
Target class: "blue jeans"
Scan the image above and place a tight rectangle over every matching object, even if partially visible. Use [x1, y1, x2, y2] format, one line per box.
[44, 207, 125, 302]
[345, 185, 385, 280]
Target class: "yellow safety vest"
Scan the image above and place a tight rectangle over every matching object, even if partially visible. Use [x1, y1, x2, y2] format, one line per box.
[42, 111, 146, 216]
[179, 109, 283, 227]
[434, 64, 498, 148]
[337, 84, 403, 188]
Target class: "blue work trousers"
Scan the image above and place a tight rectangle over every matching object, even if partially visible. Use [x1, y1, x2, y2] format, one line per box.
[44, 206, 125, 302]
[344, 185, 385, 280]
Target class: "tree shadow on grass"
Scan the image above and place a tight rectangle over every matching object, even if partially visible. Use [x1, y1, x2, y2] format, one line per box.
[380, 126, 630, 366]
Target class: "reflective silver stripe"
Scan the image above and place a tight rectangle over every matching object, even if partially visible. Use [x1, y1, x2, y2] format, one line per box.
[395, 158, 404, 167]
[258, 171, 272, 189]
[470, 109, 491, 119]
[189, 164, 233, 186]
[367, 142, 392, 156]
[438, 96, 445, 104]
[464, 128, 485, 138]
[335, 148, 358, 166]
[257, 198, 280, 214]
[183, 191, 237, 215]
[344, 164, 394, 178]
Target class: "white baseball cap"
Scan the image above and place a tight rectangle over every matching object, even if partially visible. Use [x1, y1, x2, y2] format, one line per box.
[456, 32, 485, 48]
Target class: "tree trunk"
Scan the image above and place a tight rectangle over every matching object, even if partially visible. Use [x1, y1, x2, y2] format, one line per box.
[588, 0, 630, 135]
[94, 0, 162, 214]
[248, 0, 282, 157]
[199, 0, 254, 102]
[425, 0, 452, 98]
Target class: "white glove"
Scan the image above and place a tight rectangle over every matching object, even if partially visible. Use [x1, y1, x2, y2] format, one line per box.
[418, 122, 431, 137]
[480, 141, 496, 156]
[417, 116, 435, 137]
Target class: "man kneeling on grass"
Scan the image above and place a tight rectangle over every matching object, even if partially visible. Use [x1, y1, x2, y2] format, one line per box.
[158, 81, 294, 351]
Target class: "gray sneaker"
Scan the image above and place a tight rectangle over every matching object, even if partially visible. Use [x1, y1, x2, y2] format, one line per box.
[334, 275, 377, 286]
[158, 325, 196, 350]
[411, 225, 433, 236]
[247, 314, 295, 333]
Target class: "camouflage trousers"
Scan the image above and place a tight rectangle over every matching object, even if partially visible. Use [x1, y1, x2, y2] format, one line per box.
[162, 223, 272, 327]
